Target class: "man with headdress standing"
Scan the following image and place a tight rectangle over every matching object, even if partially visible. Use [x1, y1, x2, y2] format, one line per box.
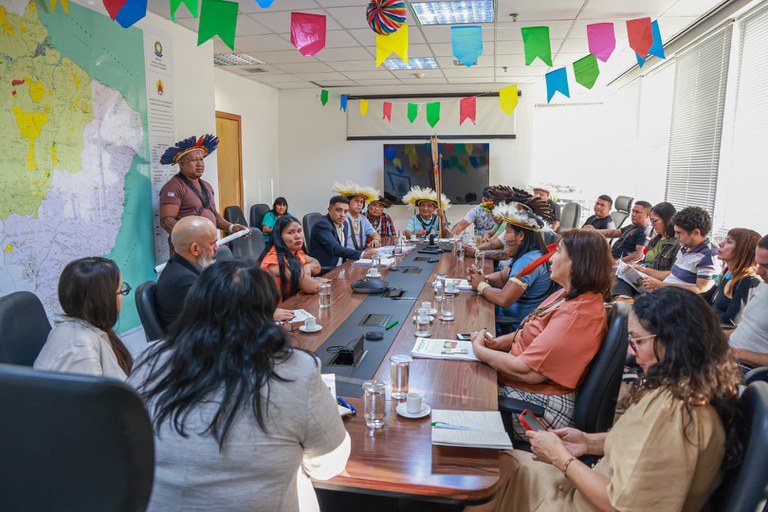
[159, 134, 248, 240]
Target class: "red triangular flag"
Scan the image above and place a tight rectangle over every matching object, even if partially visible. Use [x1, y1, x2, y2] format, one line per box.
[459, 96, 476, 125]
[103, 0, 128, 19]
[383, 102, 392, 122]
[626, 18, 653, 58]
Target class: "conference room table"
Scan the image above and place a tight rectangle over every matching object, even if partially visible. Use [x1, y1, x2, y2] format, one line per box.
[280, 241, 502, 506]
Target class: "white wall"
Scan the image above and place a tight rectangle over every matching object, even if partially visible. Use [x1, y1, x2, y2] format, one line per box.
[214, 70, 280, 213]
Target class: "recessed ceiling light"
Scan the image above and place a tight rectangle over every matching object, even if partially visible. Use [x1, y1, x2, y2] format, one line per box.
[213, 53, 265, 66]
[384, 57, 439, 70]
[411, 0, 494, 25]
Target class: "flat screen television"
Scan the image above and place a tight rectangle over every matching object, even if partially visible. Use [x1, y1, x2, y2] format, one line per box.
[382, 143, 490, 205]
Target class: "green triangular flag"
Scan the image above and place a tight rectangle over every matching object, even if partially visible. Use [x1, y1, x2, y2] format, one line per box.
[198, 0, 238, 51]
[426, 102, 440, 128]
[170, 0, 197, 22]
[573, 54, 599, 89]
[407, 103, 417, 124]
[320, 89, 328, 106]
[521, 26, 552, 66]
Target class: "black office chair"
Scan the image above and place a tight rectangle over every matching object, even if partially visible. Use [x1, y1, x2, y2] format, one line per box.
[709, 381, 768, 511]
[614, 195, 634, 214]
[559, 202, 582, 231]
[0, 291, 52, 366]
[0, 364, 154, 512]
[231, 227, 266, 263]
[744, 366, 768, 385]
[500, 302, 629, 439]
[223, 205, 248, 227]
[302, 211, 324, 253]
[215, 244, 234, 262]
[135, 281, 166, 342]
[250, 203, 270, 229]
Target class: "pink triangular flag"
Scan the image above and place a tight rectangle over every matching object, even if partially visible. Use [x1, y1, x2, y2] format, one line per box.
[383, 102, 392, 122]
[459, 96, 476, 125]
[587, 23, 615, 63]
[290, 12, 326, 57]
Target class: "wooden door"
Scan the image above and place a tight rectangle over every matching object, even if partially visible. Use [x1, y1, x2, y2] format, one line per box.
[215, 112, 243, 231]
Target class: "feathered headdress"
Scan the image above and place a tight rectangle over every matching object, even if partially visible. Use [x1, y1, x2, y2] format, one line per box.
[160, 134, 219, 165]
[402, 186, 451, 209]
[483, 186, 554, 224]
[332, 180, 380, 204]
[370, 196, 392, 208]
[492, 202, 548, 231]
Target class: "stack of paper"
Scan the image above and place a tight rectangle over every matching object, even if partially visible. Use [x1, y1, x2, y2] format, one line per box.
[288, 309, 314, 324]
[431, 410, 513, 449]
[446, 278, 474, 291]
[411, 338, 479, 361]
[352, 257, 396, 267]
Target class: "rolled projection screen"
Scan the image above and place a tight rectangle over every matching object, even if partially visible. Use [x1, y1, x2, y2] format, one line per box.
[346, 95, 517, 139]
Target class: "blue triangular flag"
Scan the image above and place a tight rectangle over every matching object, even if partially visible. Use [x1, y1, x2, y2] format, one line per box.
[115, 0, 147, 27]
[451, 26, 483, 67]
[340, 95, 348, 112]
[636, 20, 665, 67]
[545, 67, 570, 102]
[255, 0, 275, 7]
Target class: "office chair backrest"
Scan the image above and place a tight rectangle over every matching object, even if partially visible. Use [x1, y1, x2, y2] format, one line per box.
[0, 364, 154, 512]
[610, 210, 629, 230]
[709, 381, 768, 511]
[615, 195, 634, 213]
[573, 302, 629, 433]
[303, 212, 324, 252]
[231, 228, 266, 263]
[223, 206, 248, 227]
[0, 291, 52, 366]
[559, 202, 582, 231]
[215, 244, 234, 262]
[250, 203, 270, 229]
[135, 281, 166, 342]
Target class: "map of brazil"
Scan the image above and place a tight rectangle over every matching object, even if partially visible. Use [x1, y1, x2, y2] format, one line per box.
[1, 0, 155, 331]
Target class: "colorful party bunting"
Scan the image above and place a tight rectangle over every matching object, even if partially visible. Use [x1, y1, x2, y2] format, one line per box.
[290, 12, 326, 57]
[573, 54, 599, 89]
[459, 96, 476, 125]
[340, 95, 348, 112]
[383, 101, 392, 121]
[376, 22, 408, 67]
[521, 26, 552, 66]
[636, 20, 666, 67]
[320, 89, 328, 106]
[426, 102, 440, 128]
[407, 103, 417, 123]
[360, 99, 368, 117]
[587, 23, 615, 62]
[170, 0, 197, 22]
[499, 85, 518, 115]
[51, 0, 70, 15]
[198, 0, 238, 50]
[627, 17, 653, 58]
[366, 0, 406, 35]
[545, 67, 570, 103]
[452, 26, 483, 67]
[115, 0, 147, 27]
[103, 0, 127, 20]
[255, 0, 275, 7]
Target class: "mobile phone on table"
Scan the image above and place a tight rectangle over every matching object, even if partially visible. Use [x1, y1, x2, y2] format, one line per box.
[456, 333, 472, 341]
[519, 409, 547, 431]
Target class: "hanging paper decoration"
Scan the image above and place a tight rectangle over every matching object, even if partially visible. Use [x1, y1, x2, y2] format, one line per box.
[545, 67, 570, 103]
[499, 85, 518, 115]
[459, 96, 476, 125]
[320, 89, 328, 106]
[104, 0, 126, 20]
[521, 26, 552, 66]
[198, 0, 237, 50]
[340, 95, 348, 112]
[114, 0, 147, 28]
[360, 99, 368, 117]
[636, 21, 666, 67]
[573, 54, 599, 89]
[586, 23, 615, 62]
[170, 0, 197, 22]
[405, 144, 418, 167]
[407, 103, 418, 124]
[291, 12, 326, 57]
[426, 102, 440, 128]
[366, 0, 407, 35]
[452, 26, 483, 67]
[626, 17, 653, 58]
[376, 23, 408, 66]
[51, 0, 70, 15]
[383, 101, 392, 121]
[255, 0, 274, 7]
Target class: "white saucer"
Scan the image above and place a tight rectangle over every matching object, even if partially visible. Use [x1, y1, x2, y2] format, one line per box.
[396, 402, 431, 419]
[299, 324, 323, 333]
[412, 315, 435, 322]
[366, 273, 382, 278]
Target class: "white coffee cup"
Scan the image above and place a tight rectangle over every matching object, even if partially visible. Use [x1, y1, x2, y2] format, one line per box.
[445, 284, 458, 294]
[421, 301, 432, 311]
[304, 317, 316, 330]
[367, 268, 380, 277]
[406, 392, 424, 414]
[410, 235, 417, 241]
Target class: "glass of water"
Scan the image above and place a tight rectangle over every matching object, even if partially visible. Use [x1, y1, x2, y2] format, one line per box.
[389, 354, 412, 400]
[455, 241, 464, 261]
[474, 251, 485, 272]
[318, 282, 331, 309]
[414, 307, 432, 337]
[440, 294, 455, 321]
[363, 379, 386, 434]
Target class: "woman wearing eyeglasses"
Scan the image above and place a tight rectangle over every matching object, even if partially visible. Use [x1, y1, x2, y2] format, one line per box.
[470, 287, 742, 512]
[34, 256, 133, 380]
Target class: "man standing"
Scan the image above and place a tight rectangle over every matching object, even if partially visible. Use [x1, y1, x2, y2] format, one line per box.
[159, 134, 247, 239]
[607, 201, 652, 262]
[451, 187, 499, 237]
[309, 196, 377, 268]
[532, 185, 561, 232]
[332, 181, 382, 251]
[729, 235, 768, 369]
[581, 195, 616, 235]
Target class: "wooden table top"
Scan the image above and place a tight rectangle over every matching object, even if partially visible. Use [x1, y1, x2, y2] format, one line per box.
[281, 244, 501, 503]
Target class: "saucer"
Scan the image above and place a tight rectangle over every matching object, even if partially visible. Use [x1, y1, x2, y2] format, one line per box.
[412, 315, 435, 322]
[299, 324, 322, 333]
[396, 402, 431, 419]
[366, 272, 382, 278]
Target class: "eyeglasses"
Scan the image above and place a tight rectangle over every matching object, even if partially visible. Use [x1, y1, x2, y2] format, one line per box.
[628, 333, 655, 352]
[650, 217, 661, 224]
[117, 282, 132, 296]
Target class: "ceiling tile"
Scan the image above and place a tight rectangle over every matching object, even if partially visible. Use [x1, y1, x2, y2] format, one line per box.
[558, 38, 590, 53]
[235, 34, 294, 52]
[496, 64, 549, 76]
[247, 50, 312, 64]
[397, 78, 448, 84]
[323, 30, 361, 48]
[245, 73, 305, 83]
[442, 66, 495, 78]
[435, 55, 494, 68]
[389, 69, 445, 79]
[271, 82, 317, 89]
[316, 47, 373, 61]
[295, 71, 349, 81]
[496, 0, 585, 21]
[238, 0, 320, 15]
[244, 10, 342, 32]
[327, 60, 380, 72]
[341, 70, 396, 80]
[577, 0, 676, 19]
[495, 20, 574, 40]
[325, 6, 372, 29]
[664, 0, 723, 17]
[237, 15, 271, 37]
[275, 61, 333, 73]
[353, 79, 404, 85]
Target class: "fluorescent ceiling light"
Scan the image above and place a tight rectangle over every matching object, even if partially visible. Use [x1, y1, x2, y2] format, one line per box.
[411, 0, 494, 25]
[213, 53, 265, 66]
[384, 57, 439, 70]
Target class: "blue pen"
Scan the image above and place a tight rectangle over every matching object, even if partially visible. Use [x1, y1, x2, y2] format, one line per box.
[337, 397, 356, 414]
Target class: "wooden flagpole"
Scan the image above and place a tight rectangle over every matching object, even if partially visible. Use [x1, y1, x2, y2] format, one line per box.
[430, 134, 441, 234]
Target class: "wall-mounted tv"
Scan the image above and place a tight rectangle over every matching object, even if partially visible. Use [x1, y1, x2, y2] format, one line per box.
[383, 143, 490, 205]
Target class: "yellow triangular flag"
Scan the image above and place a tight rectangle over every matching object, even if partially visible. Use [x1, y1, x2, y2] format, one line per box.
[376, 23, 408, 67]
[499, 85, 518, 115]
[51, 0, 70, 15]
[360, 99, 368, 117]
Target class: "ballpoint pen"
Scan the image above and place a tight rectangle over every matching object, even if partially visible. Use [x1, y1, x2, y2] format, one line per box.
[385, 320, 399, 330]
[337, 397, 356, 414]
[431, 421, 476, 431]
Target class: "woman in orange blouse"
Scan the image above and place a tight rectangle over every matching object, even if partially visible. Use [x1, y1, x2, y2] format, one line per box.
[260, 216, 324, 301]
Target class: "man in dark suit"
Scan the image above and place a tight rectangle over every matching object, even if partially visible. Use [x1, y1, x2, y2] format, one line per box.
[309, 195, 377, 268]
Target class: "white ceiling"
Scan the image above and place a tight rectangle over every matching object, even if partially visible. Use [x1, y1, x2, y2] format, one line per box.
[146, 0, 727, 90]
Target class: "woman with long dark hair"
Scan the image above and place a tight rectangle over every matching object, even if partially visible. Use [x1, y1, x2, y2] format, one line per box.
[260, 215, 324, 301]
[34, 257, 133, 379]
[261, 196, 291, 242]
[637, 201, 680, 271]
[470, 287, 742, 512]
[129, 261, 350, 512]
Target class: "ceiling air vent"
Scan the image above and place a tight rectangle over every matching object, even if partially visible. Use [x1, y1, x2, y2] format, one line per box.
[213, 52, 265, 66]
[244, 67, 267, 73]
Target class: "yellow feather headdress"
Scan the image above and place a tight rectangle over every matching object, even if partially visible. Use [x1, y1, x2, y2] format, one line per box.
[332, 180, 379, 204]
[402, 186, 451, 210]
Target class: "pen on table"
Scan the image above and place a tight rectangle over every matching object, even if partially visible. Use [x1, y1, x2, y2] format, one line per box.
[385, 320, 399, 330]
[431, 422, 476, 431]
[337, 397, 356, 414]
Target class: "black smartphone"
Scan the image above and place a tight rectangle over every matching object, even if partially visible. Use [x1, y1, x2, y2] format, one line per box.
[456, 333, 472, 341]
[519, 409, 547, 431]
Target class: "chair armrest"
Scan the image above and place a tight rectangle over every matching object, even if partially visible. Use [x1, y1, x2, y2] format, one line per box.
[744, 366, 768, 385]
[498, 396, 545, 417]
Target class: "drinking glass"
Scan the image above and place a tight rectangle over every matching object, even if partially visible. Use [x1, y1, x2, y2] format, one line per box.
[415, 307, 432, 337]
[474, 251, 485, 272]
[389, 354, 412, 400]
[372, 254, 381, 268]
[440, 294, 455, 321]
[432, 278, 444, 300]
[455, 241, 464, 261]
[393, 237, 403, 256]
[363, 380, 386, 433]
[318, 282, 331, 309]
